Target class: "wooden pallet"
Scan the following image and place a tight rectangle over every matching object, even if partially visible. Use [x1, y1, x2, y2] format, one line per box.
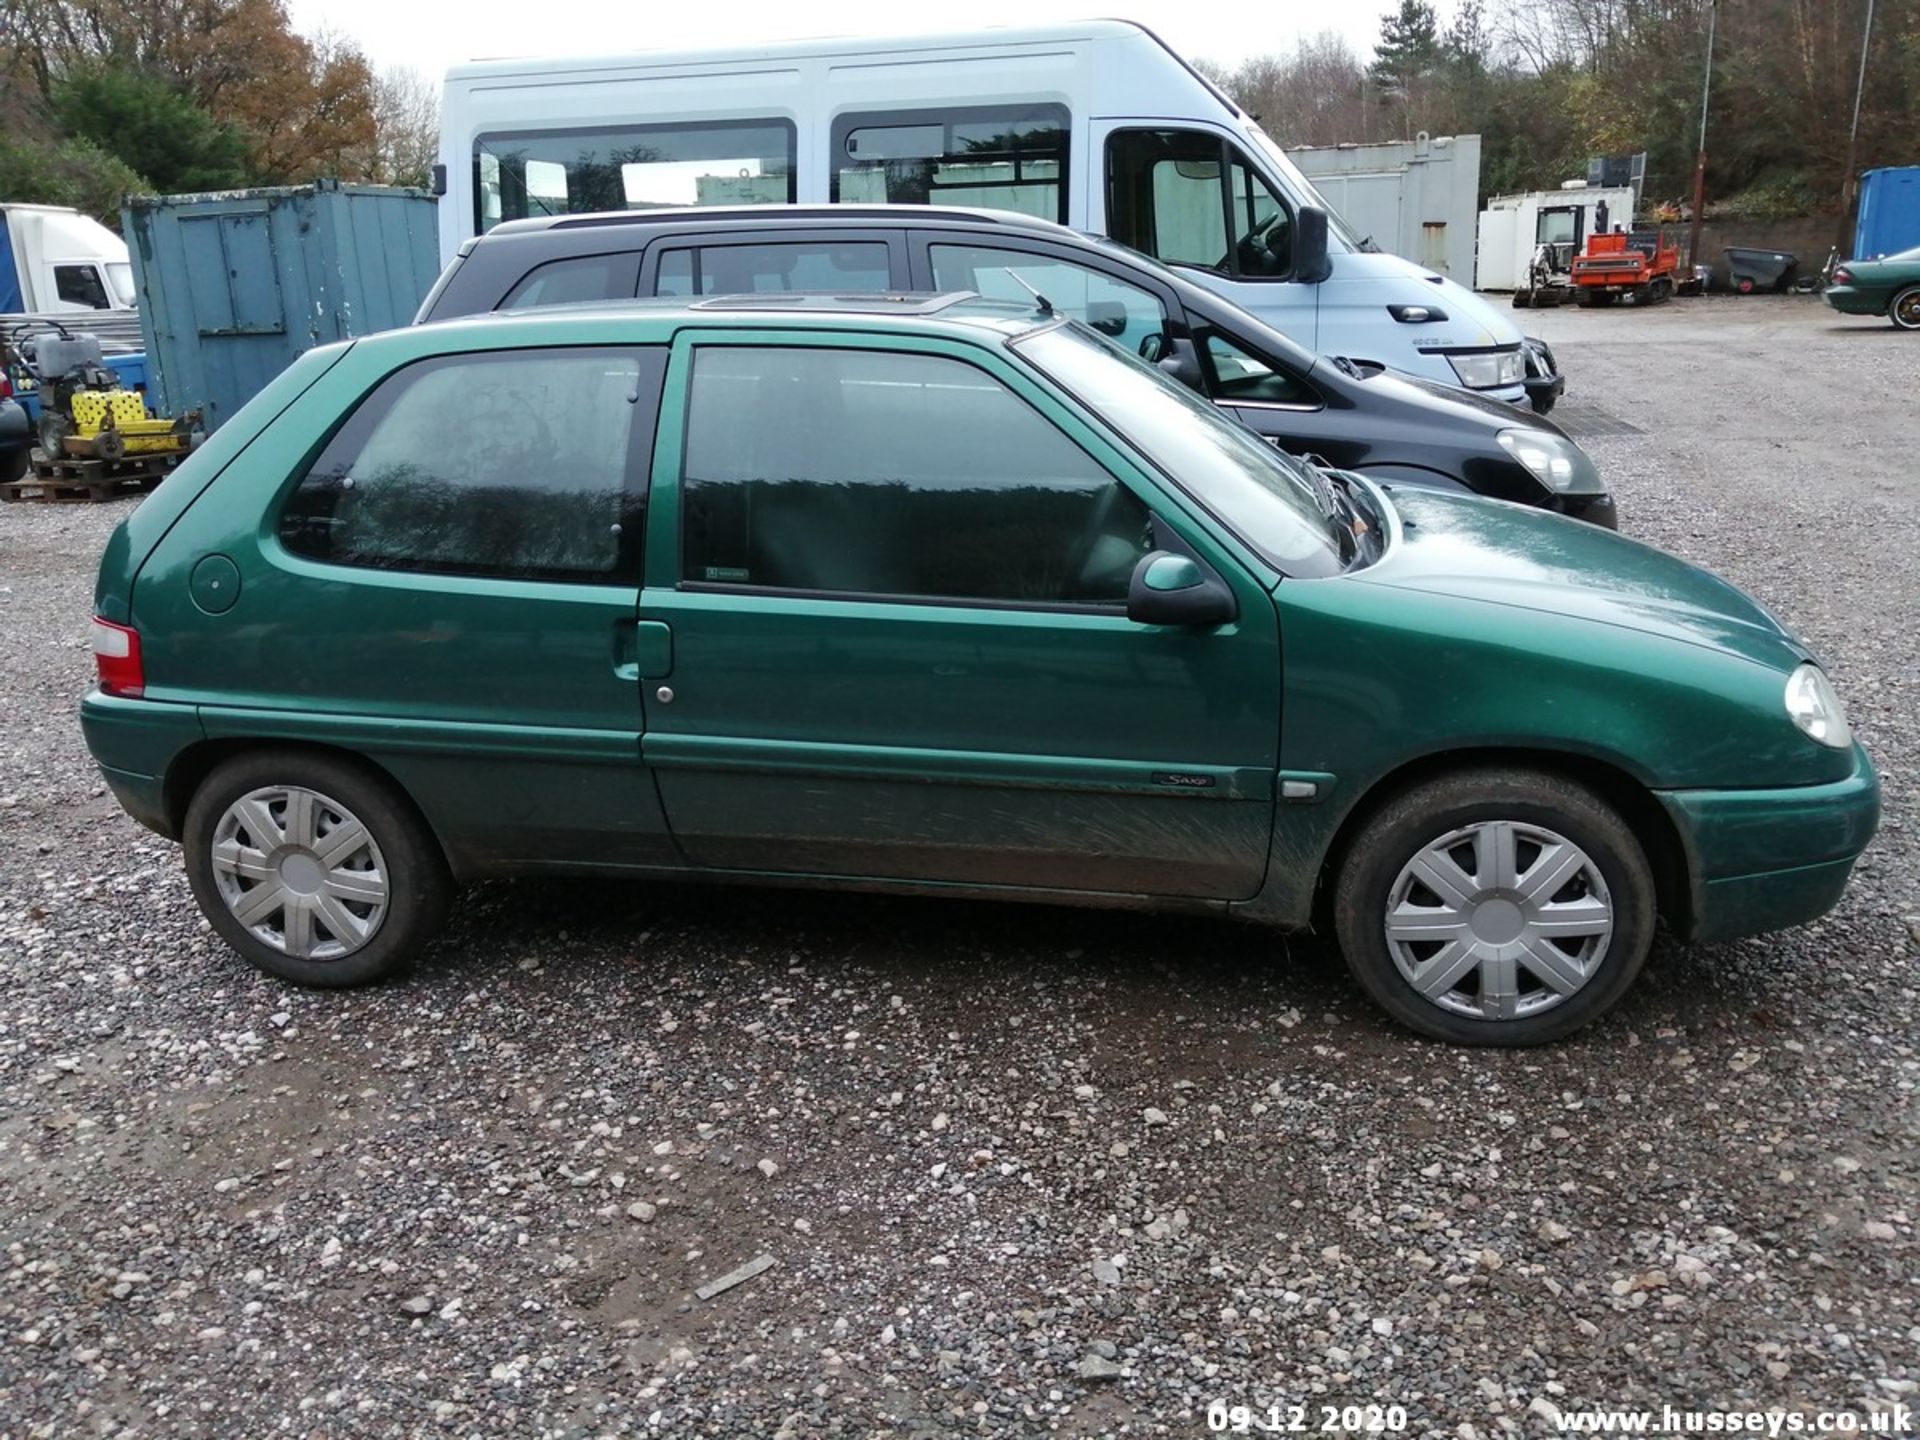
[33, 449, 185, 482]
[0, 449, 184, 504]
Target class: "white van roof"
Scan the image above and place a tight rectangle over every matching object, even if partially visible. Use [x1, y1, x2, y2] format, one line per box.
[445, 18, 1211, 90]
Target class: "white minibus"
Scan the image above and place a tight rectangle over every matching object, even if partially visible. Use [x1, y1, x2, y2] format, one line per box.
[436, 20, 1558, 406]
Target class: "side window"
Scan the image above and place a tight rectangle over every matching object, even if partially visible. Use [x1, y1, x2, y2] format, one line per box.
[927, 244, 1170, 357]
[681, 346, 1151, 606]
[500, 254, 633, 310]
[653, 242, 892, 297]
[55, 264, 112, 308]
[1201, 329, 1317, 407]
[831, 104, 1069, 224]
[1107, 130, 1295, 280]
[279, 348, 664, 583]
[474, 119, 796, 234]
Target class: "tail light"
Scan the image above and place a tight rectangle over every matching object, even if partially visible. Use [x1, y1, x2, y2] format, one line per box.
[91, 617, 144, 697]
[0, 373, 11, 398]
[1832, 267, 1853, 285]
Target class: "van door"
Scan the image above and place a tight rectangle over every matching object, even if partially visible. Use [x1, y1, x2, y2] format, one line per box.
[634, 330, 1281, 900]
[1095, 124, 1319, 351]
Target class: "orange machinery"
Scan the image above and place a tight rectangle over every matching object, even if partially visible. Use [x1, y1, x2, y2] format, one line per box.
[1571, 229, 1682, 306]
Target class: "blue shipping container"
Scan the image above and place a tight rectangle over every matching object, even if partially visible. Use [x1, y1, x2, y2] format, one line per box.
[1854, 166, 1920, 261]
[123, 180, 440, 431]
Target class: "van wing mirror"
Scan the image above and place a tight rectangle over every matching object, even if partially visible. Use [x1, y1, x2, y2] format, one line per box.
[1294, 206, 1332, 284]
[1126, 550, 1238, 627]
[1156, 336, 1205, 392]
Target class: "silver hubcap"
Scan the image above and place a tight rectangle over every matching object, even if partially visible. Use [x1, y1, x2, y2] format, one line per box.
[210, 786, 389, 961]
[1384, 820, 1613, 1022]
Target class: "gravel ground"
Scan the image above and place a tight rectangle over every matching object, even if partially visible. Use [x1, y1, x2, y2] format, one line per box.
[1, 295, 1916, 1439]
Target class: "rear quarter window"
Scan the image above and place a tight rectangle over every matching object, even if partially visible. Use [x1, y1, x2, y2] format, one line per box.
[499, 253, 638, 311]
[278, 347, 665, 583]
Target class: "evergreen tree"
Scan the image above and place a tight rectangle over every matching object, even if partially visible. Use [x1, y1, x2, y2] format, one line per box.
[1369, 0, 1442, 101]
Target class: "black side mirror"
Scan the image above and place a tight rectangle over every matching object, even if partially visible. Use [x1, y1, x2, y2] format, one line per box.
[1156, 336, 1205, 393]
[1085, 300, 1127, 336]
[1294, 205, 1331, 284]
[1126, 551, 1237, 627]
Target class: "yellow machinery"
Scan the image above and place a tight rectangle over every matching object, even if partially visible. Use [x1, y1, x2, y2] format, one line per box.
[62, 386, 193, 461]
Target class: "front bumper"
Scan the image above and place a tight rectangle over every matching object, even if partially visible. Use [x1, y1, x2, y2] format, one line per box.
[1559, 491, 1618, 530]
[1520, 337, 1564, 415]
[1658, 743, 1881, 943]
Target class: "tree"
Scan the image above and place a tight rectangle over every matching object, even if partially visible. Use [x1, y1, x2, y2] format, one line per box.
[0, 135, 148, 223]
[363, 66, 441, 189]
[51, 67, 251, 192]
[1371, 0, 1443, 135]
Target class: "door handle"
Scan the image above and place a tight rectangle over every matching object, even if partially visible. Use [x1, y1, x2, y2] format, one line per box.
[612, 620, 673, 680]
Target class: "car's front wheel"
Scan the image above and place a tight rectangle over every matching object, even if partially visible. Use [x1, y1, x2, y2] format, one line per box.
[1890, 285, 1920, 331]
[183, 749, 450, 987]
[1334, 768, 1656, 1045]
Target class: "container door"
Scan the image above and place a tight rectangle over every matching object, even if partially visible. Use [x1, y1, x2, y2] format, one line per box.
[634, 331, 1281, 900]
[1095, 122, 1319, 350]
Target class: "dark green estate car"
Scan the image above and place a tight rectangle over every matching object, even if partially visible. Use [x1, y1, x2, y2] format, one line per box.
[1826, 245, 1920, 329]
[80, 295, 1879, 1044]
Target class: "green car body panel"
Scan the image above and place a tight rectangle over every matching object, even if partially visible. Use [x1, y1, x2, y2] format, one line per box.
[81, 303, 1878, 955]
[1825, 247, 1920, 321]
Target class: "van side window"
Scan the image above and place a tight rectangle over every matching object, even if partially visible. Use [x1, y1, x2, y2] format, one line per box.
[653, 242, 893, 297]
[473, 120, 796, 234]
[681, 346, 1150, 605]
[55, 264, 112, 308]
[279, 349, 664, 583]
[927, 245, 1171, 357]
[500, 254, 636, 309]
[831, 105, 1069, 224]
[1107, 130, 1295, 280]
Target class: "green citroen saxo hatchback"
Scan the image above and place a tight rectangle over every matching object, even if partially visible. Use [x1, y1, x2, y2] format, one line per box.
[80, 294, 1880, 1044]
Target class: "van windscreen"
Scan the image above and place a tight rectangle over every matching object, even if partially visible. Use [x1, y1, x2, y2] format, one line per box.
[474, 119, 797, 234]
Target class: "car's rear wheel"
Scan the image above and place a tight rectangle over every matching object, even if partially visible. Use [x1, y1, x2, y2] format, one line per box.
[1891, 286, 1920, 331]
[1333, 768, 1656, 1045]
[183, 749, 449, 987]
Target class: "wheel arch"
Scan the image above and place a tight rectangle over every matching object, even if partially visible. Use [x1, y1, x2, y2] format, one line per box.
[1314, 746, 1692, 936]
[163, 738, 452, 868]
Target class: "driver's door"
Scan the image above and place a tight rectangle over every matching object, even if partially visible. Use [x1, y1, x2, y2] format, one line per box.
[635, 329, 1283, 900]
[1093, 121, 1320, 352]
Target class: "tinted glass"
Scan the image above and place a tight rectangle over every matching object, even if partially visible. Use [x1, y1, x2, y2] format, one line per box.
[832, 105, 1068, 223]
[929, 244, 1169, 356]
[474, 120, 796, 233]
[501, 254, 632, 309]
[1203, 328, 1315, 406]
[279, 349, 662, 582]
[653, 242, 892, 296]
[55, 264, 111, 308]
[1017, 323, 1341, 577]
[682, 346, 1150, 604]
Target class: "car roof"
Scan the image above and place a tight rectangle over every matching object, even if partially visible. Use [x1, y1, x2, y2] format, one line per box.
[384, 291, 1057, 351]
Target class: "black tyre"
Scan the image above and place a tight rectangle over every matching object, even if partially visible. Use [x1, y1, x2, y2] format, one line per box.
[1333, 768, 1656, 1046]
[183, 748, 451, 987]
[0, 445, 27, 485]
[1891, 285, 1920, 331]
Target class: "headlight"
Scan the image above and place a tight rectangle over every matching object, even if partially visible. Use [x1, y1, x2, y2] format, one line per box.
[1497, 428, 1604, 494]
[1447, 349, 1525, 389]
[1784, 663, 1853, 749]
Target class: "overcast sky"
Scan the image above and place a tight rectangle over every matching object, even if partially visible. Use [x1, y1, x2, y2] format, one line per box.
[286, 0, 1392, 83]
